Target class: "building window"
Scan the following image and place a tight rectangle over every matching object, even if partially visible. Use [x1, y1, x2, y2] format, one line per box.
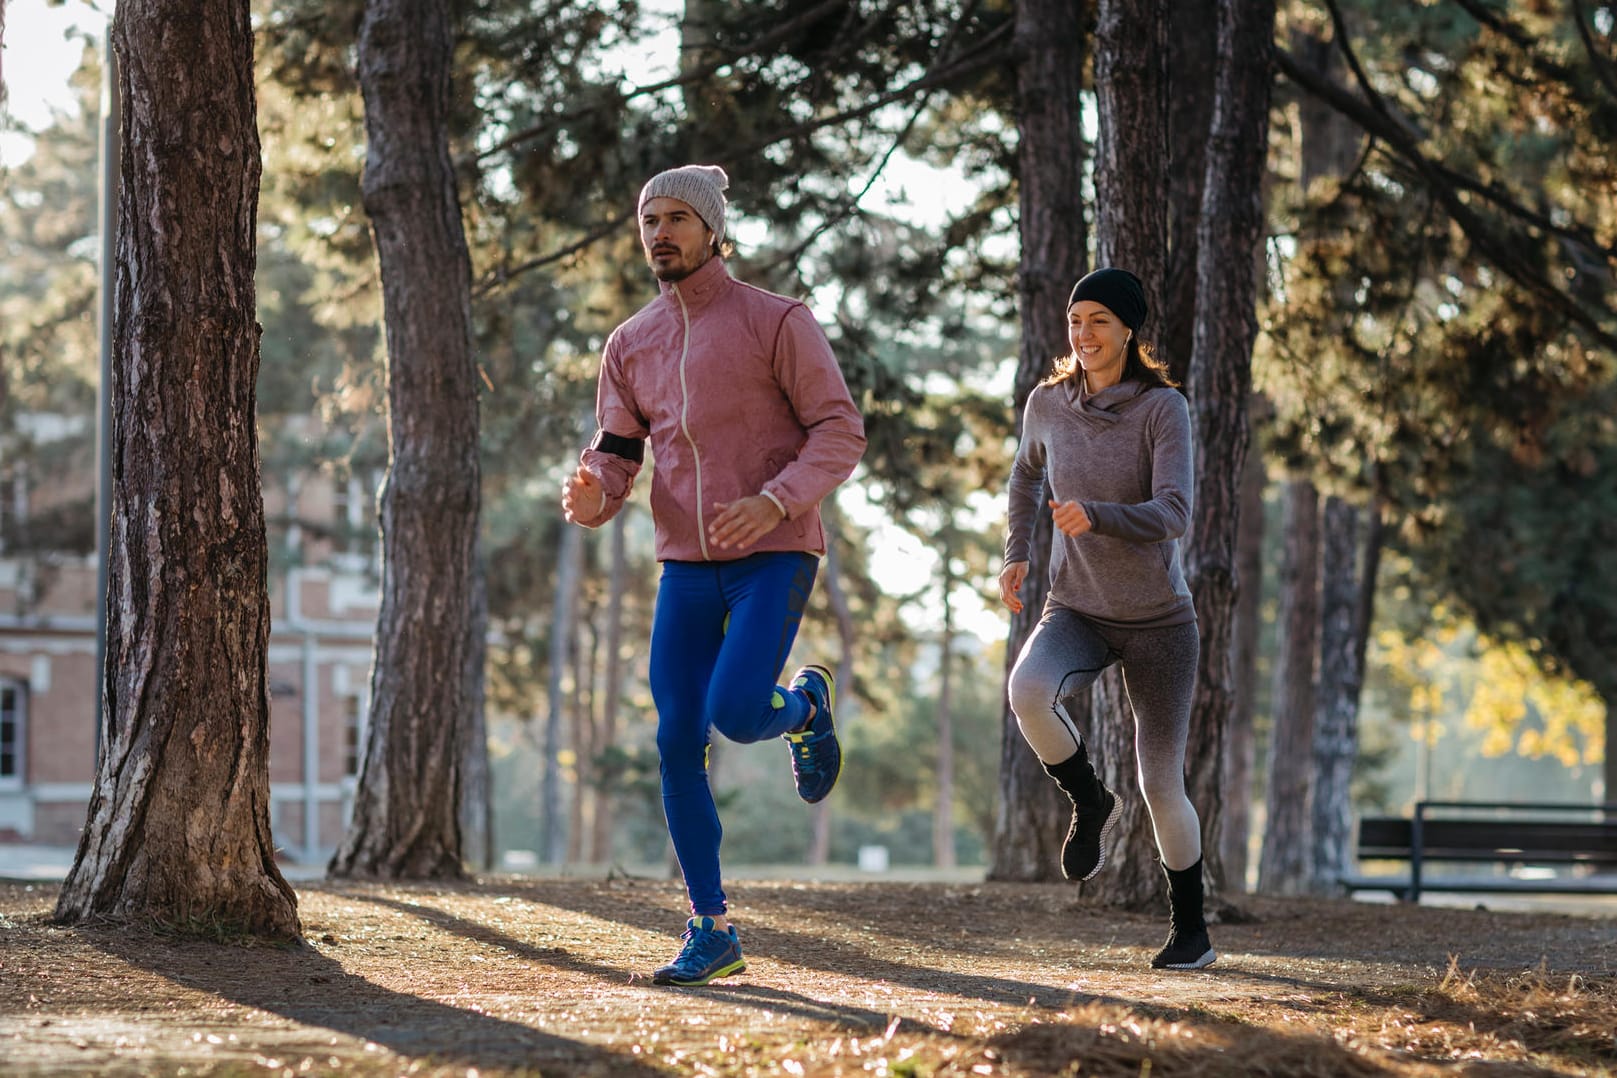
[331, 472, 357, 555]
[0, 679, 25, 786]
[343, 694, 364, 778]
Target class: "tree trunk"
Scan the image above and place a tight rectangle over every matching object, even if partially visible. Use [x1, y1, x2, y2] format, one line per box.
[990, 0, 1089, 884]
[1257, 478, 1320, 894]
[568, 609, 594, 864]
[54, 0, 299, 939]
[590, 509, 630, 863]
[1162, 0, 1219, 387]
[1293, 25, 1363, 193]
[1086, 0, 1171, 909]
[1311, 495, 1364, 893]
[1293, 34, 1368, 895]
[460, 548, 494, 872]
[1182, 0, 1277, 898]
[1221, 421, 1268, 890]
[1354, 495, 1382, 681]
[542, 518, 584, 864]
[329, 0, 480, 879]
[934, 576, 957, 869]
[812, 510, 858, 866]
[1093, 0, 1168, 297]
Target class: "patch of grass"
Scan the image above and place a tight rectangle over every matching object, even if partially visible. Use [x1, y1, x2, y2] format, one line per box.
[148, 909, 302, 947]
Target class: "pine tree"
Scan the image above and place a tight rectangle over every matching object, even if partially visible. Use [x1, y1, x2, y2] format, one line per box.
[54, 0, 298, 938]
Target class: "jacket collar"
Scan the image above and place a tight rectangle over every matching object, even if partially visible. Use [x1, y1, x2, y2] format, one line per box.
[1066, 377, 1145, 422]
[659, 254, 729, 312]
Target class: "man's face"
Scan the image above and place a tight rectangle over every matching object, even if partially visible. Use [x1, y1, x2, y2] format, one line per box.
[641, 197, 715, 282]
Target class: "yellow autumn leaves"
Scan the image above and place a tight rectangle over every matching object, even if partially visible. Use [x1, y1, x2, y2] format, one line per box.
[1373, 620, 1604, 770]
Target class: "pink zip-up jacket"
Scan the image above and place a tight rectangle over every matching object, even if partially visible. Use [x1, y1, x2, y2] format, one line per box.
[575, 256, 866, 562]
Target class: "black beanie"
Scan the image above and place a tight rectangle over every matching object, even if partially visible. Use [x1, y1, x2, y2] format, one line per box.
[1067, 267, 1147, 331]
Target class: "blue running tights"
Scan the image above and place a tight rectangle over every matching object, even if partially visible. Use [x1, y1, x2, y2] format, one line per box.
[650, 551, 819, 916]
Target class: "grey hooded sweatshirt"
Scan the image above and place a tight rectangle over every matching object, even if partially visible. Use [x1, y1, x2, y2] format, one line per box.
[1004, 377, 1195, 628]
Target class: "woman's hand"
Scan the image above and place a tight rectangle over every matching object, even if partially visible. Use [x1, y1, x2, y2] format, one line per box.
[1049, 499, 1092, 537]
[999, 561, 1029, 613]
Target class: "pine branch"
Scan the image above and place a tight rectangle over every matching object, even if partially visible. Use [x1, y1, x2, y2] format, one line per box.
[1280, 4, 1617, 350]
[471, 209, 633, 298]
[750, 0, 987, 281]
[470, 20, 1014, 297]
[469, 0, 856, 166]
[1570, 0, 1617, 103]
[1281, 40, 1612, 258]
[1315, 2, 1609, 259]
[1449, 0, 1588, 88]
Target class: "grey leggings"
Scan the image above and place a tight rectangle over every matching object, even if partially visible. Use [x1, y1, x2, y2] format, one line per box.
[1007, 607, 1203, 870]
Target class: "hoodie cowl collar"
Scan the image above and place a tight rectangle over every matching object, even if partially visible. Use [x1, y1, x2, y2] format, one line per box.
[1067, 377, 1146, 420]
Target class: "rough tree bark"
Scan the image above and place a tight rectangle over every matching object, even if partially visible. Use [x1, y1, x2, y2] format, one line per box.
[990, 0, 1089, 883]
[460, 550, 493, 872]
[1311, 495, 1365, 892]
[1222, 424, 1268, 890]
[1286, 25, 1373, 893]
[934, 564, 958, 870]
[543, 519, 584, 864]
[590, 509, 630, 863]
[1182, 0, 1278, 899]
[329, 0, 481, 879]
[1257, 478, 1320, 894]
[1162, 0, 1219, 389]
[54, 0, 299, 939]
[1086, 0, 1173, 908]
[811, 507, 858, 866]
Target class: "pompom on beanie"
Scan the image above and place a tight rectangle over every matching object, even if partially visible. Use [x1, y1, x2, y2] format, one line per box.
[1067, 267, 1147, 331]
[638, 164, 729, 243]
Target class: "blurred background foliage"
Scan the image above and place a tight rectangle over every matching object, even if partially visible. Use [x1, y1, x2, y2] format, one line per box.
[0, 0, 1610, 874]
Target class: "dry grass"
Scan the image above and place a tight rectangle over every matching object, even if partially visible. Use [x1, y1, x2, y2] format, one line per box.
[0, 876, 1612, 1076]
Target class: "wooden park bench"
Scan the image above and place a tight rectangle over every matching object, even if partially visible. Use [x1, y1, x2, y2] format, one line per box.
[1343, 800, 1617, 903]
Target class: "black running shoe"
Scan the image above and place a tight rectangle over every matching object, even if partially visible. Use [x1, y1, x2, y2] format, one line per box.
[1151, 925, 1217, 970]
[1062, 786, 1121, 882]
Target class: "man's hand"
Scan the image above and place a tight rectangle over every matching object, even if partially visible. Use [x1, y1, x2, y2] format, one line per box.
[708, 495, 785, 550]
[999, 561, 1029, 613]
[562, 467, 605, 524]
[1049, 499, 1093, 537]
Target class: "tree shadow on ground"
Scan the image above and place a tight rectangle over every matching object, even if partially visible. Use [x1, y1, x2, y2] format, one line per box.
[342, 890, 960, 1040]
[85, 922, 663, 1076]
[338, 885, 1593, 1078]
[447, 877, 1163, 1011]
[738, 878, 1617, 977]
[435, 876, 1617, 1070]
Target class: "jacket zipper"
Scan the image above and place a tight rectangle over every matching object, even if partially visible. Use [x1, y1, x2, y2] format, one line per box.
[672, 284, 711, 560]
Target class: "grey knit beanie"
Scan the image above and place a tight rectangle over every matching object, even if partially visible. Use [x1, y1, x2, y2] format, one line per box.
[638, 164, 729, 243]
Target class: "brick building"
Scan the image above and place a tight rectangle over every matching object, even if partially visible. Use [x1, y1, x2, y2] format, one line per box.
[0, 557, 381, 866]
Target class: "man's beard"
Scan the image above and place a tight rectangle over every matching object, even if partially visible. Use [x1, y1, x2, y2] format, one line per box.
[646, 245, 712, 282]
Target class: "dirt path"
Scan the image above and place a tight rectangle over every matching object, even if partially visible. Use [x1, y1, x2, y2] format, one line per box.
[1, 876, 1613, 1076]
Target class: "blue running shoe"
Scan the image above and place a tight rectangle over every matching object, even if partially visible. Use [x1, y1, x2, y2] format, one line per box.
[652, 916, 746, 986]
[784, 664, 841, 804]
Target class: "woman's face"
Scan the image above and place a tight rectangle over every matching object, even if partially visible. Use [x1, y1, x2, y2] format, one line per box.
[1068, 301, 1130, 383]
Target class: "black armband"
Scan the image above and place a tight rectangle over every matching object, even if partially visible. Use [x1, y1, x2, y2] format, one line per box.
[589, 429, 645, 464]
